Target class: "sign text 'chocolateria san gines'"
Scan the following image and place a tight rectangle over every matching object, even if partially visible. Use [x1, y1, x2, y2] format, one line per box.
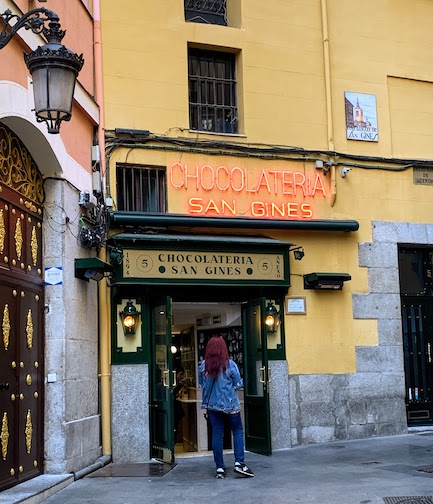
[169, 162, 328, 220]
[123, 249, 286, 284]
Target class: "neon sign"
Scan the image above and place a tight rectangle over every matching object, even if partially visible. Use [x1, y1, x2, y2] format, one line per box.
[169, 162, 328, 220]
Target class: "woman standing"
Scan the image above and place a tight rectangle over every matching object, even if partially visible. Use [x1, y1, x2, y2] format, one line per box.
[199, 335, 254, 479]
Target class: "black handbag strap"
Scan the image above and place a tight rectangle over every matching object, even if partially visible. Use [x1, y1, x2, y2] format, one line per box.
[204, 377, 216, 408]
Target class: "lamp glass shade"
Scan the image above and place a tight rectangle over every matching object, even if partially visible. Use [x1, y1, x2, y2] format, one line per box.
[120, 301, 141, 336]
[31, 66, 76, 118]
[123, 315, 136, 329]
[24, 40, 84, 134]
[265, 302, 279, 333]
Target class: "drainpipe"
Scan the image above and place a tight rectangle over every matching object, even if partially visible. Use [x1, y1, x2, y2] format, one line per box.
[94, 0, 112, 457]
[320, 0, 336, 207]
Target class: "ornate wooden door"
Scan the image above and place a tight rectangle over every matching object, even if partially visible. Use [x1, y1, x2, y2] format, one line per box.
[0, 123, 44, 490]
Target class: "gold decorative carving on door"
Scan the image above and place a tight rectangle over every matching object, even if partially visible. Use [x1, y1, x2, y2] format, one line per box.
[0, 124, 44, 204]
[14, 219, 22, 260]
[0, 209, 5, 252]
[1, 413, 9, 460]
[31, 227, 38, 266]
[2, 304, 10, 350]
[25, 410, 32, 454]
[26, 309, 33, 349]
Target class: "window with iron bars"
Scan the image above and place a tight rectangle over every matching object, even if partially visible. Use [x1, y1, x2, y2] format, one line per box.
[188, 48, 238, 134]
[184, 0, 227, 26]
[116, 164, 167, 213]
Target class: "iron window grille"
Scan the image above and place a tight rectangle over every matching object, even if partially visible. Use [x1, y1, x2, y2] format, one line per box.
[188, 48, 238, 134]
[117, 164, 167, 213]
[184, 0, 227, 26]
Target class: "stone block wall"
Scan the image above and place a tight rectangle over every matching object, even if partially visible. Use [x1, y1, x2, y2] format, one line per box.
[44, 178, 101, 473]
[288, 220, 433, 446]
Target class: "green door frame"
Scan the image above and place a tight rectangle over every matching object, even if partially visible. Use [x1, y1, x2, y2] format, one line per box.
[150, 297, 175, 463]
[242, 298, 272, 455]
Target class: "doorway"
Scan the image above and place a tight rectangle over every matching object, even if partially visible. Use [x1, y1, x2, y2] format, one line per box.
[399, 246, 433, 424]
[149, 298, 272, 463]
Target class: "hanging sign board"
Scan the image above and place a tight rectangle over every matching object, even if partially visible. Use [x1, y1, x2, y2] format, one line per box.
[122, 248, 288, 286]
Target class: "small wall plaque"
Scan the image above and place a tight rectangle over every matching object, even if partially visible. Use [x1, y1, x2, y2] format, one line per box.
[286, 296, 306, 315]
[413, 167, 433, 186]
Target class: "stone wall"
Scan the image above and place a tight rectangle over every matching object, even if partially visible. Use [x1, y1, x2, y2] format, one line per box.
[288, 220, 430, 445]
[44, 178, 101, 473]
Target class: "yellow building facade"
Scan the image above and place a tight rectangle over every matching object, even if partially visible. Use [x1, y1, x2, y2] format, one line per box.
[99, 0, 433, 461]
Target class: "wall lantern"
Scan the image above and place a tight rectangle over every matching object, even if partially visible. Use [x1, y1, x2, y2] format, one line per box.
[74, 258, 114, 282]
[120, 301, 141, 336]
[265, 302, 280, 333]
[303, 272, 351, 290]
[0, 8, 84, 134]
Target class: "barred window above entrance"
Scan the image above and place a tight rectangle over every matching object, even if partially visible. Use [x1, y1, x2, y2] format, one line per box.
[188, 48, 238, 134]
[117, 164, 167, 212]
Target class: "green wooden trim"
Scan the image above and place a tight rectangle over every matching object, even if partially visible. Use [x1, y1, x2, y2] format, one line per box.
[109, 234, 291, 287]
[109, 211, 359, 232]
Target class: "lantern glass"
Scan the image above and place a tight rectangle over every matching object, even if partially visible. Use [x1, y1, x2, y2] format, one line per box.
[120, 301, 141, 336]
[31, 66, 76, 119]
[123, 315, 136, 329]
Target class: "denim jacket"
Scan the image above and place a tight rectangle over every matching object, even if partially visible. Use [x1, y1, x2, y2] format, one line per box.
[199, 359, 243, 413]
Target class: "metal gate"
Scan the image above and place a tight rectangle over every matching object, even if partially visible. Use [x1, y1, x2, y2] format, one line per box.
[399, 246, 433, 425]
[0, 123, 44, 490]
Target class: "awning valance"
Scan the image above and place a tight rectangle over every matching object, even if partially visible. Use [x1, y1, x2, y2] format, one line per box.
[108, 232, 292, 287]
[108, 211, 359, 232]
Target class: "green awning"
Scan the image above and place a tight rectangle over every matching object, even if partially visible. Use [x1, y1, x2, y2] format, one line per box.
[108, 211, 359, 232]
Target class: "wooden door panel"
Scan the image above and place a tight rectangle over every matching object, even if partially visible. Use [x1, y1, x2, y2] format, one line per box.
[0, 282, 19, 489]
[17, 284, 43, 482]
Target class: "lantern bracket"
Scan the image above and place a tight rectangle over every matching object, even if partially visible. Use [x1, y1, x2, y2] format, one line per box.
[0, 8, 64, 49]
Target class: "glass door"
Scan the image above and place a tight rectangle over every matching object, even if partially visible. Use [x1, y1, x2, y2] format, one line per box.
[150, 297, 175, 463]
[242, 298, 271, 455]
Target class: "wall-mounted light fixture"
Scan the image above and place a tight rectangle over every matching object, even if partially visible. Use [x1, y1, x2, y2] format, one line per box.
[290, 245, 305, 261]
[119, 301, 141, 336]
[0, 8, 84, 133]
[74, 258, 114, 282]
[265, 301, 280, 333]
[303, 272, 351, 290]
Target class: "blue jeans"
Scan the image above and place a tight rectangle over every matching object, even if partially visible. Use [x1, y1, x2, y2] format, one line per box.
[208, 410, 245, 469]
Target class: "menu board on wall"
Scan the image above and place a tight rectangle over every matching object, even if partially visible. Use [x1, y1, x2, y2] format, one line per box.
[198, 326, 244, 378]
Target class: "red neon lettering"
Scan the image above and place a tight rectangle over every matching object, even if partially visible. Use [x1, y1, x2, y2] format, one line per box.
[185, 164, 199, 190]
[287, 203, 298, 217]
[256, 170, 271, 194]
[293, 172, 306, 196]
[204, 199, 221, 214]
[282, 171, 294, 195]
[270, 202, 285, 218]
[268, 171, 282, 194]
[189, 197, 203, 213]
[216, 166, 230, 191]
[221, 200, 236, 215]
[170, 163, 184, 189]
[312, 173, 326, 196]
[231, 167, 245, 192]
[301, 203, 313, 218]
[200, 165, 215, 191]
[251, 201, 266, 217]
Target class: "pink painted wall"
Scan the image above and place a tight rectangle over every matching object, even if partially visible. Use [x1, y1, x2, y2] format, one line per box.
[0, 1, 96, 173]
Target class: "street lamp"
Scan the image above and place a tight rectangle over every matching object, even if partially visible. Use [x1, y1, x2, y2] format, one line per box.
[0, 8, 84, 134]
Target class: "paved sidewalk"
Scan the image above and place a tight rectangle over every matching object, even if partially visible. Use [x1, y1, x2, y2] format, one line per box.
[4, 432, 433, 504]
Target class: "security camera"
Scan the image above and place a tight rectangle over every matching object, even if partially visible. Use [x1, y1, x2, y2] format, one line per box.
[340, 167, 352, 178]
